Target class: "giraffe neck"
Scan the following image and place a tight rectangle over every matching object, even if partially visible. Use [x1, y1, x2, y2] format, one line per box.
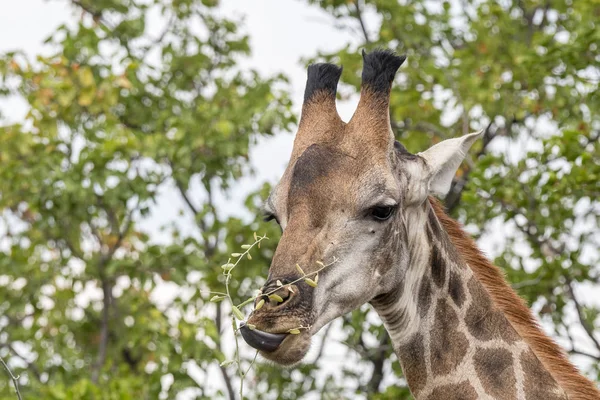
[371, 204, 567, 399]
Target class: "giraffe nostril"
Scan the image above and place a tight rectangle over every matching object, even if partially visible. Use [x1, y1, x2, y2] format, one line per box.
[266, 287, 292, 308]
[272, 289, 291, 305]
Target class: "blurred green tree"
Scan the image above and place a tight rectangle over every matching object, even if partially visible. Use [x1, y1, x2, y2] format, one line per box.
[0, 0, 292, 398]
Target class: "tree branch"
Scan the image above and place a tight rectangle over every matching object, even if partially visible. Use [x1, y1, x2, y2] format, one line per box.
[569, 348, 600, 361]
[0, 342, 41, 382]
[349, 331, 392, 395]
[71, 0, 115, 30]
[215, 303, 236, 400]
[561, 321, 600, 361]
[397, 119, 449, 139]
[311, 323, 334, 365]
[499, 198, 565, 258]
[0, 355, 22, 400]
[495, 197, 600, 355]
[91, 276, 112, 383]
[172, 175, 199, 216]
[366, 335, 390, 394]
[90, 204, 135, 383]
[445, 120, 497, 212]
[353, 0, 371, 44]
[566, 279, 600, 353]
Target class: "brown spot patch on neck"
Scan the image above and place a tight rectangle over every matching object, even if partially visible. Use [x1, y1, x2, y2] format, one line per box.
[429, 197, 600, 399]
[398, 333, 427, 396]
[417, 278, 432, 318]
[521, 349, 568, 399]
[448, 270, 466, 307]
[464, 277, 520, 343]
[429, 244, 447, 288]
[429, 298, 469, 376]
[473, 348, 517, 399]
[424, 381, 478, 400]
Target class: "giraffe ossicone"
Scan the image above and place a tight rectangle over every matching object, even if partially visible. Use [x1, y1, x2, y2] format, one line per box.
[240, 50, 600, 399]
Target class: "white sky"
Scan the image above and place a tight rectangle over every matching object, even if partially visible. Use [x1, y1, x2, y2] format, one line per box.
[0, 0, 598, 397]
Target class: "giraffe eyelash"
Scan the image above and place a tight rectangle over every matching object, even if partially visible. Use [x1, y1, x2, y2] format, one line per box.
[262, 212, 279, 224]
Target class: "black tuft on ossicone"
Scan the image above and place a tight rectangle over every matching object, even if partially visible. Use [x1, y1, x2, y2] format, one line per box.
[303, 63, 343, 103]
[361, 49, 406, 93]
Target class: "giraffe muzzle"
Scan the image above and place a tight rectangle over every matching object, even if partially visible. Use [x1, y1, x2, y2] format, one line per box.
[239, 323, 288, 352]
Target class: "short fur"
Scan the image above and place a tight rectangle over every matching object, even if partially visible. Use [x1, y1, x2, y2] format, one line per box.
[430, 197, 600, 400]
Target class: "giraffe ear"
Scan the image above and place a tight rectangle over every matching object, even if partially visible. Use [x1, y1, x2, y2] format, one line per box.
[417, 130, 483, 196]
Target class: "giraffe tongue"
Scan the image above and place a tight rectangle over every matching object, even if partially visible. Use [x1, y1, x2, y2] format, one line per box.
[239, 323, 287, 352]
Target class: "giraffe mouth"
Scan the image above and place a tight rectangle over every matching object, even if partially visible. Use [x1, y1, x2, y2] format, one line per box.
[239, 323, 288, 352]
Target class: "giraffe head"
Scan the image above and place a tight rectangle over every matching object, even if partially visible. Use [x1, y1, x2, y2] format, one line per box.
[240, 50, 481, 365]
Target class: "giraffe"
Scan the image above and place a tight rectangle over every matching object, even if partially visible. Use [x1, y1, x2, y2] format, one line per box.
[239, 50, 600, 399]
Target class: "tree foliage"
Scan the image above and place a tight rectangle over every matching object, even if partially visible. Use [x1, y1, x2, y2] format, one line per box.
[0, 0, 598, 399]
[0, 0, 292, 398]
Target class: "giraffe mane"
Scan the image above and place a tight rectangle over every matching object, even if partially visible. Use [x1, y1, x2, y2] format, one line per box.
[429, 197, 600, 400]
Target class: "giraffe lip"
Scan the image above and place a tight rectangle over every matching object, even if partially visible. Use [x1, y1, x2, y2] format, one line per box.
[239, 323, 288, 352]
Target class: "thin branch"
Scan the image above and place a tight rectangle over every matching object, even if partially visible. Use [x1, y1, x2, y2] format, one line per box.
[511, 277, 542, 290]
[0, 356, 22, 400]
[353, 0, 371, 44]
[366, 335, 389, 394]
[243, 350, 259, 378]
[445, 120, 496, 212]
[215, 303, 237, 400]
[96, 195, 120, 236]
[347, 329, 392, 394]
[173, 176, 199, 216]
[5, 313, 35, 328]
[5, 343, 41, 382]
[169, 165, 233, 396]
[89, 223, 104, 251]
[566, 280, 600, 353]
[91, 277, 112, 383]
[537, 2, 551, 29]
[151, 15, 175, 46]
[71, 0, 116, 30]
[561, 321, 600, 361]
[568, 349, 600, 361]
[108, 206, 134, 260]
[398, 119, 448, 139]
[501, 199, 565, 258]
[203, 182, 219, 258]
[60, 234, 85, 260]
[90, 204, 135, 383]
[312, 323, 334, 364]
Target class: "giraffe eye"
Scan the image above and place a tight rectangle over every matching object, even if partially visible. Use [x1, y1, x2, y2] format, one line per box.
[370, 205, 396, 221]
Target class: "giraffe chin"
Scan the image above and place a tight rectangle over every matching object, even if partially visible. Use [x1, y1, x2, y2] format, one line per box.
[256, 330, 311, 366]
